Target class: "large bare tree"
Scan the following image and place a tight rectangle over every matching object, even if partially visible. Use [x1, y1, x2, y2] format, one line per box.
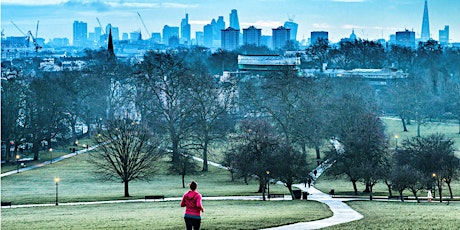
[89, 119, 163, 197]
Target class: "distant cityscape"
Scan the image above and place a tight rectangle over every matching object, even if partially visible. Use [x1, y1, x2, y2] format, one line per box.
[1, 0, 457, 58]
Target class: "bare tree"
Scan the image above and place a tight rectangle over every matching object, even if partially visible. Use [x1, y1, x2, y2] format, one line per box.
[89, 119, 163, 197]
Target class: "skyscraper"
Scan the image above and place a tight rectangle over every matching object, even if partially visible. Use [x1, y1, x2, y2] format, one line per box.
[229, 9, 240, 30]
[439, 25, 449, 45]
[203, 24, 213, 48]
[216, 16, 226, 40]
[396, 29, 416, 49]
[284, 19, 298, 41]
[272, 26, 290, 49]
[243, 26, 261, 46]
[421, 0, 430, 42]
[181, 13, 191, 45]
[221, 27, 239, 50]
[73, 21, 87, 47]
[163, 25, 179, 45]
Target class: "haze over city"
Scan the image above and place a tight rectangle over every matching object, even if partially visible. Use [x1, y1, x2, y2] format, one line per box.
[2, 0, 460, 43]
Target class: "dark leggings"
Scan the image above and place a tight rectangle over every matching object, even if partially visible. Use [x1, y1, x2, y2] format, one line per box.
[185, 217, 201, 230]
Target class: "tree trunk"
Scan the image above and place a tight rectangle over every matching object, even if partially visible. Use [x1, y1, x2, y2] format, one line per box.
[412, 191, 420, 203]
[363, 183, 371, 193]
[352, 180, 358, 195]
[400, 116, 408, 132]
[417, 120, 421, 137]
[171, 137, 180, 163]
[315, 146, 321, 166]
[438, 184, 443, 203]
[385, 180, 393, 197]
[399, 190, 404, 202]
[32, 140, 41, 161]
[202, 139, 208, 172]
[5, 141, 12, 163]
[182, 174, 185, 188]
[124, 181, 130, 197]
[369, 185, 373, 201]
[446, 181, 454, 199]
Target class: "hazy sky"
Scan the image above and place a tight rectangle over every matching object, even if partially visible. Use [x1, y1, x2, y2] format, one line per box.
[2, 0, 460, 43]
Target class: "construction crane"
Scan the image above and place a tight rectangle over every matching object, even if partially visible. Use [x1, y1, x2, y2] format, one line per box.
[10, 20, 42, 52]
[96, 17, 105, 34]
[35, 20, 39, 39]
[137, 12, 151, 39]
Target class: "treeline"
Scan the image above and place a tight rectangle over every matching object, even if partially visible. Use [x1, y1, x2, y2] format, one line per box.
[1, 40, 459, 199]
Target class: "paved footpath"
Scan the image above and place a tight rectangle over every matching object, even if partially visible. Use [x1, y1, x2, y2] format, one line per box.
[263, 164, 364, 230]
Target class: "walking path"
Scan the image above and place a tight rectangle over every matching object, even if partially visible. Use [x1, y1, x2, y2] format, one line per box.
[263, 164, 364, 230]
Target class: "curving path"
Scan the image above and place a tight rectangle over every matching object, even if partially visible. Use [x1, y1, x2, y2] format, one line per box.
[263, 164, 364, 230]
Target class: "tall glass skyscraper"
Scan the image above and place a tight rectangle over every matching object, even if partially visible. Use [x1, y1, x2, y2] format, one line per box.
[284, 19, 298, 42]
[73, 21, 87, 47]
[421, 0, 430, 42]
[181, 13, 191, 45]
[229, 9, 240, 30]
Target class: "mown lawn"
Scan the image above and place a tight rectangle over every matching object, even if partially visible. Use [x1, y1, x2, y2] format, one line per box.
[324, 201, 460, 229]
[1, 200, 331, 230]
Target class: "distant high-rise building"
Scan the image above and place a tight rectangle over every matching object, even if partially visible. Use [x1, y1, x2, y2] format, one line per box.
[122, 33, 129, 40]
[204, 24, 213, 48]
[130, 31, 142, 41]
[112, 27, 119, 41]
[196, 31, 204, 46]
[421, 0, 430, 42]
[229, 9, 240, 30]
[215, 16, 226, 40]
[284, 19, 298, 41]
[311, 31, 328, 44]
[261, 35, 272, 48]
[163, 25, 179, 45]
[272, 26, 290, 49]
[95, 27, 102, 41]
[181, 13, 191, 45]
[221, 27, 239, 50]
[151, 32, 161, 43]
[243, 26, 261, 46]
[396, 29, 416, 49]
[439, 25, 449, 45]
[73, 21, 87, 47]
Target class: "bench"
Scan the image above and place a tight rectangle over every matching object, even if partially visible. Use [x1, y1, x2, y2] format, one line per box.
[145, 195, 165, 201]
[388, 195, 408, 200]
[268, 194, 285, 199]
[1, 202, 12, 207]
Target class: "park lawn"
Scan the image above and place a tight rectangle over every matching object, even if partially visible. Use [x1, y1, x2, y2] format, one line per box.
[382, 117, 460, 154]
[324, 201, 460, 230]
[1, 200, 331, 230]
[1, 153, 290, 205]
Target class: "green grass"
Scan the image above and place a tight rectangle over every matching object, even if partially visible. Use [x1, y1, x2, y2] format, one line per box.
[1, 153, 290, 205]
[1, 200, 331, 230]
[324, 201, 460, 229]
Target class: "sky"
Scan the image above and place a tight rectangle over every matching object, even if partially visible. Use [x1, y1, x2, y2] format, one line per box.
[2, 0, 460, 44]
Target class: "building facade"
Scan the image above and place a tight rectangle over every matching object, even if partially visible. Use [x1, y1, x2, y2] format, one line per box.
[439, 25, 449, 45]
[229, 9, 240, 30]
[395, 30, 416, 49]
[180, 13, 191, 45]
[421, 0, 430, 42]
[272, 26, 290, 50]
[221, 27, 239, 50]
[243, 26, 261, 46]
[284, 20, 298, 42]
[73, 21, 87, 47]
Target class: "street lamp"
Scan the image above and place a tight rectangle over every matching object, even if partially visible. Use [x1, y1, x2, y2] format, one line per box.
[266, 171, 270, 200]
[16, 154, 20, 173]
[54, 177, 60, 206]
[49, 148, 53, 164]
[432, 173, 437, 199]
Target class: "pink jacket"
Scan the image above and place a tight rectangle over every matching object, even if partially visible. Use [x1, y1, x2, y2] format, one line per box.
[180, 190, 204, 217]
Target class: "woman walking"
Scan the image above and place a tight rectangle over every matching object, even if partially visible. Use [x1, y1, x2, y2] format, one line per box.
[181, 181, 205, 230]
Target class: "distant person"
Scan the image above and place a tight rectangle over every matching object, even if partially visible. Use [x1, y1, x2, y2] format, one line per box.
[313, 170, 317, 177]
[181, 181, 205, 230]
[307, 178, 312, 188]
[427, 189, 432, 202]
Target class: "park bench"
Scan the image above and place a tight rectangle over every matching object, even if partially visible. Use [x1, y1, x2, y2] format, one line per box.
[145, 195, 165, 201]
[1, 202, 12, 207]
[388, 195, 408, 200]
[268, 194, 285, 199]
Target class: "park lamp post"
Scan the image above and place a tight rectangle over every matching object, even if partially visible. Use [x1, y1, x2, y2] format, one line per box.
[266, 171, 270, 200]
[16, 154, 20, 173]
[49, 148, 53, 164]
[432, 173, 437, 199]
[54, 177, 60, 206]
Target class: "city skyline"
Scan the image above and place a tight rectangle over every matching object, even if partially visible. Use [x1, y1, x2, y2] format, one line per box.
[2, 0, 460, 44]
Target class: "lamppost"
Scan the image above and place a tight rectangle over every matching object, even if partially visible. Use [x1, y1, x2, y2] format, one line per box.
[16, 154, 20, 173]
[394, 134, 399, 149]
[266, 171, 270, 200]
[49, 148, 53, 164]
[432, 173, 436, 199]
[54, 177, 60, 206]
